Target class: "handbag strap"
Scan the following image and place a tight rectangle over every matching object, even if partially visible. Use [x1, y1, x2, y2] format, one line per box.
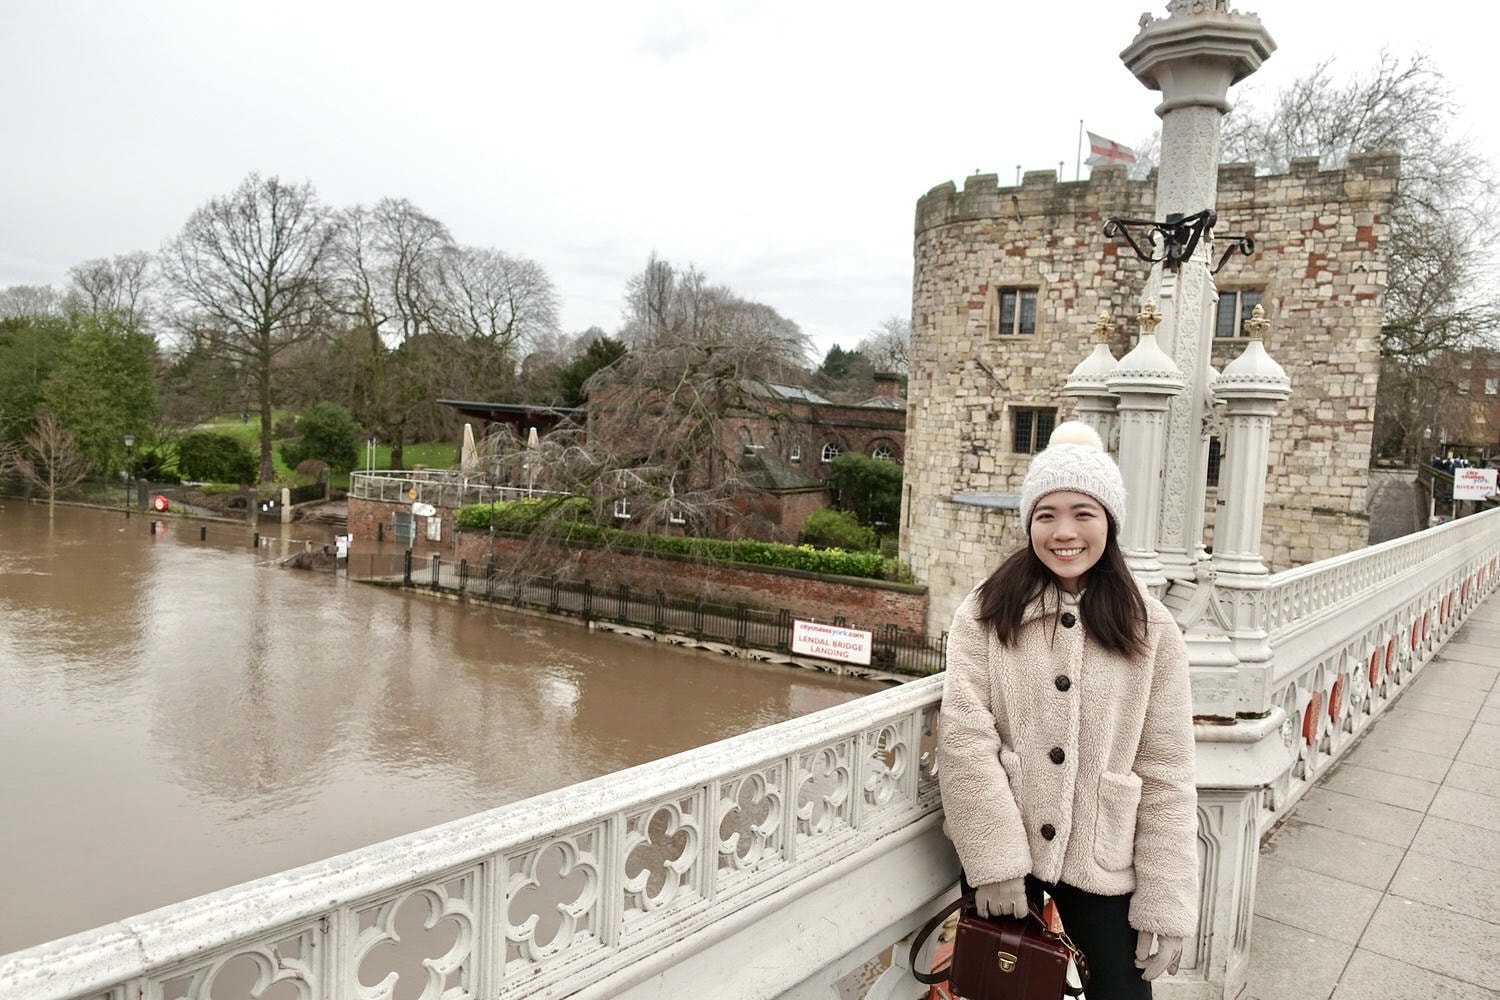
[907, 892, 1091, 995]
[908, 893, 971, 986]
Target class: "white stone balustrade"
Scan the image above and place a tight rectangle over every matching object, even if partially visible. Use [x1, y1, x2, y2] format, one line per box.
[3, 510, 1498, 1000]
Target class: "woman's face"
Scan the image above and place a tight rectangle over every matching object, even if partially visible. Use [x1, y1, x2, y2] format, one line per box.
[1030, 491, 1108, 593]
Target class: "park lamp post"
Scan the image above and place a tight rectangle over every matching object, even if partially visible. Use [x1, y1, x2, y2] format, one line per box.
[122, 433, 135, 518]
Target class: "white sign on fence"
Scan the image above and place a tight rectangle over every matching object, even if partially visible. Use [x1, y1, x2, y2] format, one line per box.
[1453, 467, 1498, 500]
[411, 501, 437, 517]
[791, 619, 873, 666]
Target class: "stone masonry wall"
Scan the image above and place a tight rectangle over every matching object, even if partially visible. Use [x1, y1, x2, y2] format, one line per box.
[903, 155, 1397, 634]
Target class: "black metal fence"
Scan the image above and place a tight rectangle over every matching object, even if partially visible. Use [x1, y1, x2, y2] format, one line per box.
[346, 551, 946, 675]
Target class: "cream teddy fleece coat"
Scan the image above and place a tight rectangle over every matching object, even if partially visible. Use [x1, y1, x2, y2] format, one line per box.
[938, 585, 1199, 938]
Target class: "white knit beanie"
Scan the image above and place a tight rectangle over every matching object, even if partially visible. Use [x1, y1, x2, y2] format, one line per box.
[1018, 421, 1126, 532]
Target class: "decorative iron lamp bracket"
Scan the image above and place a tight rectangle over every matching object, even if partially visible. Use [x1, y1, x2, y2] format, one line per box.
[1103, 209, 1256, 274]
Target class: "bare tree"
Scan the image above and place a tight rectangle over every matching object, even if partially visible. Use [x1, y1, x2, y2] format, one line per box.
[0, 284, 64, 319]
[857, 315, 911, 373]
[13, 413, 91, 518]
[442, 245, 559, 350]
[1223, 52, 1499, 461]
[68, 252, 155, 330]
[566, 256, 816, 541]
[322, 197, 455, 468]
[162, 174, 335, 483]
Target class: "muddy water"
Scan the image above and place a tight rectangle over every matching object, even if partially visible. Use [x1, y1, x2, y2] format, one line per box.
[0, 502, 882, 954]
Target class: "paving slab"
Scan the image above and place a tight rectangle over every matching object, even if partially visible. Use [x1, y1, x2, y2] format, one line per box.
[1240, 916, 1350, 1000]
[1342, 739, 1454, 782]
[1394, 687, 1485, 721]
[1292, 788, 1424, 848]
[1254, 858, 1383, 943]
[1478, 703, 1500, 727]
[1389, 849, 1500, 924]
[1457, 721, 1500, 769]
[1260, 819, 1404, 890]
[1443, 759, 1500, 798]
[1428, 784, 1500, 833]
[1359, 894, 1500, 992]
[1367, 708, 1470, 757]
[1407, 814, 1500, 874]
[1317, 762, 1439, 812]
[1415, 657, 1497, 689]
[1332, 948, 1498, 1000]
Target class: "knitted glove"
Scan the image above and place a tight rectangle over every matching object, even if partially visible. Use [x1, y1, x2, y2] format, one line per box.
[1134, 930, 1183, 980]
[973, 878, 1027, 918]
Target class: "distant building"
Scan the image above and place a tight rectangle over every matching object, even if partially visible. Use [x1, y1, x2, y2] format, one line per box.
[440, 373, 907, 543]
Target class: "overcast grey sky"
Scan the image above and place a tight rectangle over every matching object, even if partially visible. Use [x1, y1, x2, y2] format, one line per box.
[2, 1, 1493, 357]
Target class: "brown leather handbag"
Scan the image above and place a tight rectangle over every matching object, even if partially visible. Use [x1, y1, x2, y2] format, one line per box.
[909, 893, 1087, 999]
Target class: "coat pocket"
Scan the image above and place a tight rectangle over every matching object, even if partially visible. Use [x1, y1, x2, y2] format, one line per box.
[1093, 771, 1143, 871]
[999, 749, 1024, 800]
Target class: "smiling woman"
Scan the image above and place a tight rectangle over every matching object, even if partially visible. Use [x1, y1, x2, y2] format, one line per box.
[935, 421, 1199, 997]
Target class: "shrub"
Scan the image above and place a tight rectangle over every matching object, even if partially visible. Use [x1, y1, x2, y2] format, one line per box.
[455, 499, 911, 581]
[280, 403, 360, 472]
[799, 508, 878, 552]
[176, 431, 257, 484]
[827, 453, 902, 532]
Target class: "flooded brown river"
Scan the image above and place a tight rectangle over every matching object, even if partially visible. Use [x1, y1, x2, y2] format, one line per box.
[0, 501, 882, 955]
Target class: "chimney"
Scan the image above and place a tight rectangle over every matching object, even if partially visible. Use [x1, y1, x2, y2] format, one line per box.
[872, 372, 903, 399]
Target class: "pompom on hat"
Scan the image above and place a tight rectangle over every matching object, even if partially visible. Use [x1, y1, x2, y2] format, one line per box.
[1018, 421, 1127, 532]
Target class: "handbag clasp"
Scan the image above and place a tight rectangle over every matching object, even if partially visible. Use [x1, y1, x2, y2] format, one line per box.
[997, 951, 1017, 973]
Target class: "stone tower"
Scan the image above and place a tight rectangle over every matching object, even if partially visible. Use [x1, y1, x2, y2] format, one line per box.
[901, 155, 1394, 637]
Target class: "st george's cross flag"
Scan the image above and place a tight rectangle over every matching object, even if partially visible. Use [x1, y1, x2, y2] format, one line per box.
[1085, 131, 1137, 166]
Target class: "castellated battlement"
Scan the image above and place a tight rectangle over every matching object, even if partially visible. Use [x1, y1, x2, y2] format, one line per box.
[914, 152, 1399, 238]
[901, 150, 1399, 635]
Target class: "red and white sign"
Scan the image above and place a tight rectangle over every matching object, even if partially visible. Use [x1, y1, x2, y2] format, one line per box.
[151, 494, 170, 512]
[791, 620, 873, 666]
[1453, 467, 1498, 500]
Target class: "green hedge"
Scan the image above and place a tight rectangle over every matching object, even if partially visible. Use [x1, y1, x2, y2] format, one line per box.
[456, 499, 911, 582]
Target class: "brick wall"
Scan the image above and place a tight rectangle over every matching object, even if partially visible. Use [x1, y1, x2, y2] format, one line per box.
[348, 497, 930, 634]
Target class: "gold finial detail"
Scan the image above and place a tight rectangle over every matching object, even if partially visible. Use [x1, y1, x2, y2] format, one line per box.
[1243, 302, 1270, 339]
[1137, 299, 1162, 336]
[1092, 310, 1115, 341]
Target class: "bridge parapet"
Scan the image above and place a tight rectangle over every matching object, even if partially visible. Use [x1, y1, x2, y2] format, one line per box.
[4, 511, 1499, 1000]
[0, 673, 952, 1000]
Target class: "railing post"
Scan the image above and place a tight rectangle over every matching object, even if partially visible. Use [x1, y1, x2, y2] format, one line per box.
[736, 603, 748, 648]
[549, 576, 560, 614]
[582, 581, 593, 624]
[485, 556, 495, 601]
[430, 554, 441, 589]
[403, 549, 412, 587]
[654, 590, 665, 633]
[458, 558, 468, 595]
[616, 583, 630, 625]
[693, 596, 705, 639]
[777, 608, 792, 652]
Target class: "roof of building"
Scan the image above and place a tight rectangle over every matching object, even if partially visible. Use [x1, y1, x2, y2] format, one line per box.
[736, 452, 825, 493]
[857, 395, 907, 409]
[763, 383, 833, 404]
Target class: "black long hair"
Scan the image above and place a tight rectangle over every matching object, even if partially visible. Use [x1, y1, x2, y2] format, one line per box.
[975, 516, 1148, 658]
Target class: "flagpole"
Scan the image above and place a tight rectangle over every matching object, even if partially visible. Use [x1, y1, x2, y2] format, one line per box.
[1075, 119, 1083, 181]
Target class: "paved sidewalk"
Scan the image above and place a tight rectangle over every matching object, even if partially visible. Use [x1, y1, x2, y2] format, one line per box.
[1242, 596, 1500, 999]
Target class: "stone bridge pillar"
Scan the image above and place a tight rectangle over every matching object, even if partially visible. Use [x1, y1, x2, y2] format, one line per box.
[1112, 6, 1279, 998]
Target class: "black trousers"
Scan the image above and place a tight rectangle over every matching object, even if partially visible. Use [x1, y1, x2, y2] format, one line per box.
[960, 872, 1151, 999]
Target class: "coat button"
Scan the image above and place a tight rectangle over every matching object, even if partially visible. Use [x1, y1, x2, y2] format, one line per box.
[1060, 612, 1077, 628]
[1049, 747, 1066, 765]
[1055, 675, 1071, 692]
[1040, 823, 1056, 840]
